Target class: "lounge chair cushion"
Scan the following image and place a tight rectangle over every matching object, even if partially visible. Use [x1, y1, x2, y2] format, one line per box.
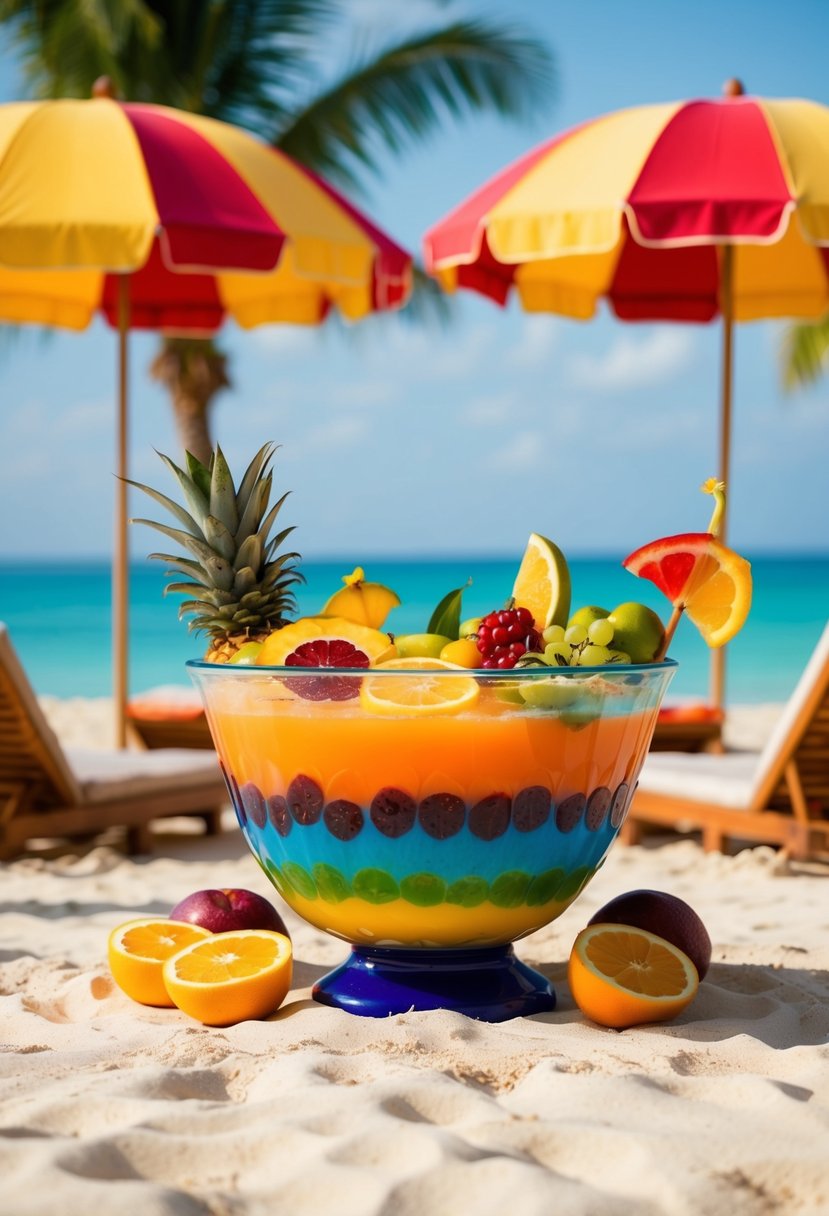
[638, 751, 760, 808]
[67, 747, 222, 804]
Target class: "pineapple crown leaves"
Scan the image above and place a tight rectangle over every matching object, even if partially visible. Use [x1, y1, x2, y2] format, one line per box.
[127, 441, 303, 637]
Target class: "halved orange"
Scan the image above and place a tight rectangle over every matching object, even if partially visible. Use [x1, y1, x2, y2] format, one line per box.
[162, 929, 293, 1025]
[360, 657, 480, 716]
[568, 923, 699, 1028]
[623, 532, 752, 648]
[108, 918, 212, 1007]
[511, 532, 571, 629]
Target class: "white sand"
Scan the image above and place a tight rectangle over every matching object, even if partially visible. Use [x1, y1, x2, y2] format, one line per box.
[2, 699, 827, 1215]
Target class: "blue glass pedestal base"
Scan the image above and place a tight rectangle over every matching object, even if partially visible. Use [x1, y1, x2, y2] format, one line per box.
[312, 943, 555, 1022]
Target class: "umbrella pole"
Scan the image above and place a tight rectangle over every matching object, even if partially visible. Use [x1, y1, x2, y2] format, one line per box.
[710, 244, 734, 718]
[114, 274, 131, 748]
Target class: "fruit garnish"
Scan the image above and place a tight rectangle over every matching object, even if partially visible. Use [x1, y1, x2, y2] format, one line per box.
[511, 532, 572, 630]
[129, 443, 302, 663]
[229, 641, 264, 665]
[439, 637, 481, 668]
[623, 480, 752, 653]
[459, 615, 483, 638]
[427, 579, 471, 640]
[568, 605, 611, 632]
[394, 632, 453, 659]
[476, 606, 543, 669]
[588, 889, 711, 979]
[322, 567, 401, 629]
[107, 918, 212, 1007]
[359, 657, 480, 716]
[162, 929, 293, 1025]
[568, 923, 699, 1028]
[606, 602, 665, 663]
[256, 617, 396, 700]
[169, 888, 290, 938]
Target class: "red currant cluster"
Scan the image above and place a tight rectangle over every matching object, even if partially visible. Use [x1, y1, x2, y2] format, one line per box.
[476, 606, 543, 669]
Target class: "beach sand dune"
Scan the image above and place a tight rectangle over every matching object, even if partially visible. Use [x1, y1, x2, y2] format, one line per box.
[2, 817, 828, 1216]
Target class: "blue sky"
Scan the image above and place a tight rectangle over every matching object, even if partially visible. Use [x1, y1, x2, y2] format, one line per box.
[0, 0, 828, 563]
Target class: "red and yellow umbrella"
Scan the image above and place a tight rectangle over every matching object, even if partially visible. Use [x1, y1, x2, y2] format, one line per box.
[0, 89, 412, 743]
[424, 82, 829, 706]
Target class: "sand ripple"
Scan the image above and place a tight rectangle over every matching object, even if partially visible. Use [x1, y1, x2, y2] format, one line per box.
[1, 836, 828, 1215]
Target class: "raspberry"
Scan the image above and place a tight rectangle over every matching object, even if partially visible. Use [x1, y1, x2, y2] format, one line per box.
[475, 606, 543, 669]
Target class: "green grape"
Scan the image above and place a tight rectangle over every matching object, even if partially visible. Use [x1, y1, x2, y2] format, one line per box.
[577, 644, 612, 666]
[607, 648, 632, 664]
[544, 641, 573, 666]
[564, 624, 587, 646]
[587, 618, 614, 647]
[542, 624, 566, 645]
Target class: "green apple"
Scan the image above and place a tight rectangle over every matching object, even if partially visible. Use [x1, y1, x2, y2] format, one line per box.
[230, 641, 264, 665]
[458, 616, 483, 638]
[607, 602, 665, 663]
[568, 605, 611, 631]
[394, 632, 453, 659]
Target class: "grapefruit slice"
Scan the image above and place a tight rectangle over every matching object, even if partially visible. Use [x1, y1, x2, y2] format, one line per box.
[511, 533, 571, 630]
[256, 616, 396, 700]
[623, 533, 752, 648]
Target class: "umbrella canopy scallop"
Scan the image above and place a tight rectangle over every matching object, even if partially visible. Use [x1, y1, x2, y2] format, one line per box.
[424, 93, 829, 322]
[0, 97, 412, 331]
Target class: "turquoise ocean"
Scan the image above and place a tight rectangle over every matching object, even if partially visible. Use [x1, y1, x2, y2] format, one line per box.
[1, 555, 827, 704]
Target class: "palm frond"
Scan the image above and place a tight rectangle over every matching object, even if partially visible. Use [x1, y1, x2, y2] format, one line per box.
[781, 315, 829, 391]
[275, 18, 555, 188]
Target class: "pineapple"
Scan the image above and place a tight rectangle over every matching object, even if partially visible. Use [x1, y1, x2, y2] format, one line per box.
[129, 443, 302, 662]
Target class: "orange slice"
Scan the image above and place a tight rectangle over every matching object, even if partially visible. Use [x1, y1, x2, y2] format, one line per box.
[623, 532, 752, 647]
[108, 918, 212, 1007]
[162, 929, 293, 1025]
[568, 923, 699, 1029]
[360, 657, 480, 716]
[511, 532, 571, 629]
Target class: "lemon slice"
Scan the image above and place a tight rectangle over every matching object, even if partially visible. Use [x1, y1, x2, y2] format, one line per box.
[360, 657, 480, 716]
[512, 532, 571, 629]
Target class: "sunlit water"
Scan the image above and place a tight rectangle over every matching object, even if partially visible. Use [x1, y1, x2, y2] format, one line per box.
[1, 554, 826, 704]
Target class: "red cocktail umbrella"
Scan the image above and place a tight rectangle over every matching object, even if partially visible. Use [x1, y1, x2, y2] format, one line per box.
[0, 86, 412, 743]
[424, 81, 829, 707]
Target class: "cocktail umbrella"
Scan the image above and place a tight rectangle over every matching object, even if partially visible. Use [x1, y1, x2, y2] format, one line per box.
[423, 81, 829, 709]
[0, 88, 412, 745]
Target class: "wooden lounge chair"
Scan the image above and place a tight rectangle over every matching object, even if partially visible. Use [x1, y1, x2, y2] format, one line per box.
[128, 686, 215, 750]
[127, 689, 724, 754]
[0, 624, 228, 858]
[621, 622, 829, 860]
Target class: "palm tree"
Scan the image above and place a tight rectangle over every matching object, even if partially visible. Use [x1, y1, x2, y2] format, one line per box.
[0, 0, 555, 461]
[781, 316, 829, 391]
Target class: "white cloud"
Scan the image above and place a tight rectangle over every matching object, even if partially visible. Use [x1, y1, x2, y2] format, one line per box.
[461, 393, 515, 427]
[486, 429, 545, 471]
[250, 326, 319, 358]
[288, 415, 369, 457]
[328, 380, 398, 409]
[506, 316, 561, 368]
[568, 328, 695, 391]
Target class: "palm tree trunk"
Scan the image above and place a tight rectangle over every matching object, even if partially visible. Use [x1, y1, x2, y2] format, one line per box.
[150, 337, 231, 462]
[170, 391, 213, 464]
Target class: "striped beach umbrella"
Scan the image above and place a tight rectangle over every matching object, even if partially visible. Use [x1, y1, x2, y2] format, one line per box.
[0, 86, 412, 744]
[424, 81, 829, 707]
